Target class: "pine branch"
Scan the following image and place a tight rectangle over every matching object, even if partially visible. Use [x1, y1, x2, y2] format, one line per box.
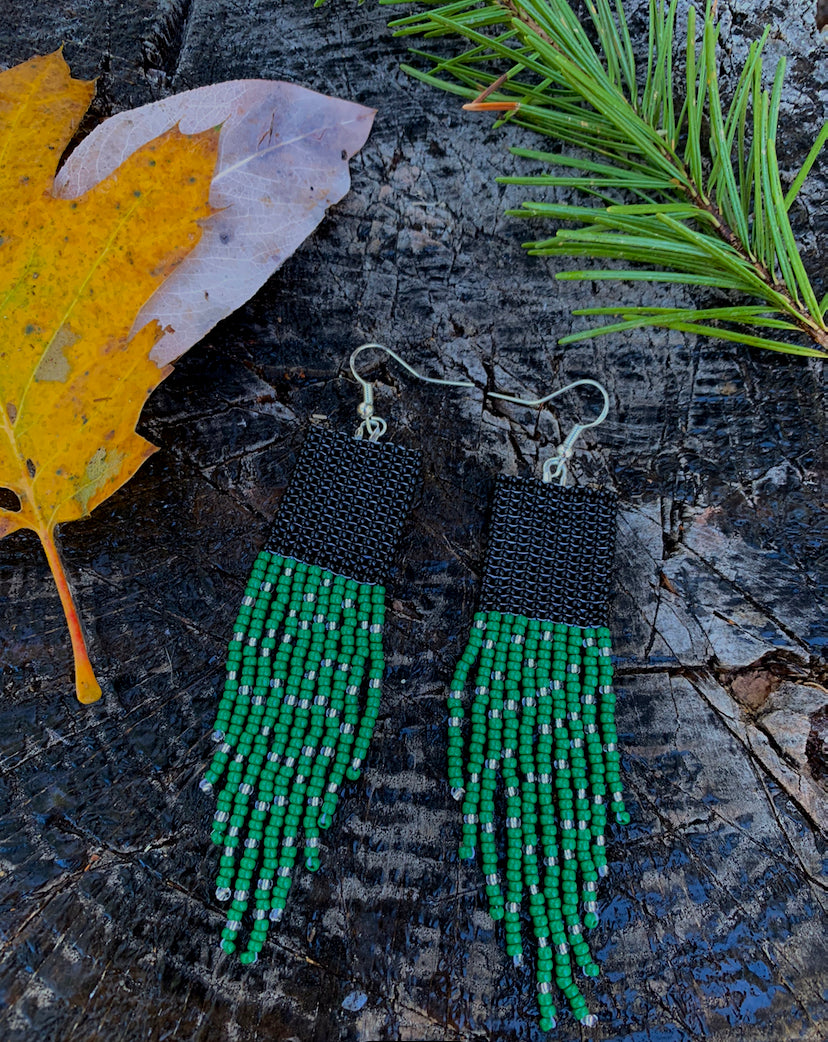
[381, 0, 828, 357]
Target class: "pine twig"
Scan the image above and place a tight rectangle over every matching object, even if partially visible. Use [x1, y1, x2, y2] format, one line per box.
[382, 0, 828, 358]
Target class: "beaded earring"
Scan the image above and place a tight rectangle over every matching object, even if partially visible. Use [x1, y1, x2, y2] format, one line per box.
[200, 344, 473, 964]
[446, 379, 629, 1030]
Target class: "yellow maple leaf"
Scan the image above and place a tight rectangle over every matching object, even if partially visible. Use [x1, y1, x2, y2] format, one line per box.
[0, 52, 218, 703]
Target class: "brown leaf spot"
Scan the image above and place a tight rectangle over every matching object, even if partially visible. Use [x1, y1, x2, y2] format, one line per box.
[35, 323, 79, 382]
[76, 446, 124, 516]
[6, 402, 16, 423]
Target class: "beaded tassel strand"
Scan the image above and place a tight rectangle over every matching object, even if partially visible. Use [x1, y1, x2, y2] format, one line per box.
[448, 609, 628, 1029]
[201, 549, 386, 963]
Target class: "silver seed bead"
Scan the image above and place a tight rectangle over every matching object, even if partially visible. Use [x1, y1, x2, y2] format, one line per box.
[215, 887, 231, 901]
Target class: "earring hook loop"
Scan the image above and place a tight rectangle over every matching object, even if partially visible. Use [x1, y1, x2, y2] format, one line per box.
[349, 342, 475, 441]
[487, 378, 610, 485]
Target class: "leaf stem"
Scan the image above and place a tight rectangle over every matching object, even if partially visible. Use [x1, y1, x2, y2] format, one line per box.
[38, 527, 102, 703]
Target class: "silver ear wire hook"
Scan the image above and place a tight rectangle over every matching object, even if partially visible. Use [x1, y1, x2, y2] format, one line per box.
[349, 342, 475, 441]
[488, 379, 610, 486]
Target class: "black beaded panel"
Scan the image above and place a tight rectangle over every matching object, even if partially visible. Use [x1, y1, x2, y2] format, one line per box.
[479, 477, 617, 627]
[265, 426, 421, 586]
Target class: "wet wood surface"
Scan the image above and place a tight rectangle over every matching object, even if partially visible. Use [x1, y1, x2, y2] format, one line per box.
[1, 2, 826, 1040]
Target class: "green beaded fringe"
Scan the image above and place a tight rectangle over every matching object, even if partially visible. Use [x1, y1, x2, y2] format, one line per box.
[201, 549, 386, 963]
[446, 610, 628, 1030]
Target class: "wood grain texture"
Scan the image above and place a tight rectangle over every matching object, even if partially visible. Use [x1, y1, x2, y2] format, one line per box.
[1, 1, 826, 1040]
